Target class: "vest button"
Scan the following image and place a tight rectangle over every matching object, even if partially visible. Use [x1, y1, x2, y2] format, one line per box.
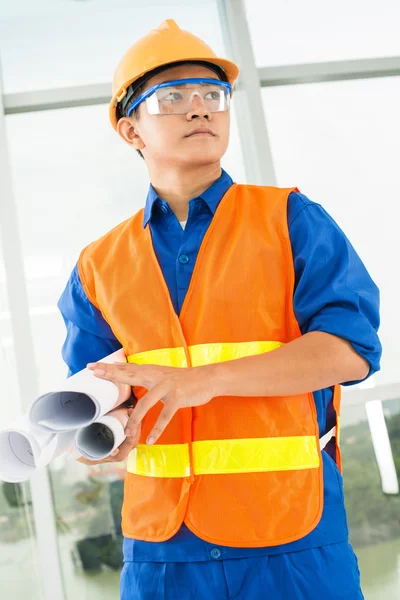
[178, 254, 189, 264]
[210, 548, 221, 560]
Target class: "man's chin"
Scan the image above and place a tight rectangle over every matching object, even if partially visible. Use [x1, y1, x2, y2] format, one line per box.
[175, 150, 224, 166]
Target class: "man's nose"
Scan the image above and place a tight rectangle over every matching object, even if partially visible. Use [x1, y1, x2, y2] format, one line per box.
[186, 93, 211, 120]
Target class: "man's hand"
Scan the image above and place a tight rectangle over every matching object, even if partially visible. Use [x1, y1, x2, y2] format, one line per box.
[87, 361, 218, 446]
[74, 408, 141, 465]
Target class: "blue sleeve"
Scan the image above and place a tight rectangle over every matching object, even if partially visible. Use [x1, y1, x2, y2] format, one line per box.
[57, 264, 122, 376]
[288, 192, 382, 386]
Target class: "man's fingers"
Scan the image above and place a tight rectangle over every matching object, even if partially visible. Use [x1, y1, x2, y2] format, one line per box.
[146, 405, 176, 445]
[124, 386, 166, 436]
[114, 441, 135, 462]
[87, 361, 142, 386]
[116, 382, 133, 405]
[75, 456, 112, 466]
[74, 436, 138, 465]
[114, 427, 142, 461]
[73, 422, 141, 465]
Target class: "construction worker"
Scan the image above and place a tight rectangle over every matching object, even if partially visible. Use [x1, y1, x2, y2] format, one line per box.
[58, 19, 381, 600]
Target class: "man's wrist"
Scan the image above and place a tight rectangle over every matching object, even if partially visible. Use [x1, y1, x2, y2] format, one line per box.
[202, 361, 231, 398]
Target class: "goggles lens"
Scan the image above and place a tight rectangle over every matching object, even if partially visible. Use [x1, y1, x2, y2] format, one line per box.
[127, 78, 231, 117]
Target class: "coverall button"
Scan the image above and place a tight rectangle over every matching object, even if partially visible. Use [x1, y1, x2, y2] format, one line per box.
[210, 548, 221, 559]
[160, 204, 168, 214]
[179, 254, 190, 264]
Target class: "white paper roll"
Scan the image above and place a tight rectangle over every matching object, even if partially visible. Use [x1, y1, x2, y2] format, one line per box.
[73, 408, 129, 461]
[0, 417, 75, 483]
[37, 429, 76, 469]
[28, 349, 131, 433]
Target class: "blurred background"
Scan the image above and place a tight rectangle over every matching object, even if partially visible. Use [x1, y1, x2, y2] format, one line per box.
[0, 1, 399, 599]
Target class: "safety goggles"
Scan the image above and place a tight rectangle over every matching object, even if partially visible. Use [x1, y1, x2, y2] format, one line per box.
[126, 78, 232, 116]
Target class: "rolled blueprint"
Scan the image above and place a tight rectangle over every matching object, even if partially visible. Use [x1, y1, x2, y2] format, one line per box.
[73, 407, 129, 461]
[28, 349, 131, 433]
[0, 416, 76, 483]
[0, 349, 132, 482]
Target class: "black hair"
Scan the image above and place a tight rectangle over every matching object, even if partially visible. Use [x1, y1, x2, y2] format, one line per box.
[116, 60, 228, 160]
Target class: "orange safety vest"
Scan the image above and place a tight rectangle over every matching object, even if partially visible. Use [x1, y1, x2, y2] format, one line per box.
[78, 183, 341, 547]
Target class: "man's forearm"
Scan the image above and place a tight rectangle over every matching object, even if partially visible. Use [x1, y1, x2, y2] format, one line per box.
[208, 331, 370, 397]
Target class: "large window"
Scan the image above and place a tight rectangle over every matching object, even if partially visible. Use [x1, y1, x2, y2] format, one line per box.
[1, 1, 399, 598]
[245, 0, 400, 66]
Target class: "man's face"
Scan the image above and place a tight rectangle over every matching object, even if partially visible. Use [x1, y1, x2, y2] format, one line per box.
[118, 64, 231, 167]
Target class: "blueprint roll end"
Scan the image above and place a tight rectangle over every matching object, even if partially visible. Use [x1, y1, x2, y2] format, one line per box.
[74, 413, 126, 461]
[0, 429, 37, 483]
[29, 390, 98, 432]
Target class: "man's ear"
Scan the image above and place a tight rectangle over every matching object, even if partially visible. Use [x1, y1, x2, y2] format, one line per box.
[116, 117, 145, 151]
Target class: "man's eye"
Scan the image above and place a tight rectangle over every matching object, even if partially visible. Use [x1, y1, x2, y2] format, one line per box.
[164, 91, 183, 102]
[205, 91, 220, 101]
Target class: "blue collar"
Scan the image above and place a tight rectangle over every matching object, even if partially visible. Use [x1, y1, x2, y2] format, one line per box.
[143, 168, 234, 228]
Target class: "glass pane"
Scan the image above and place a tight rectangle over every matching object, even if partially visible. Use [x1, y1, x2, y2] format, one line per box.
[342, 397, 400, 599]
[245, 0, 400, 66]
[49, 457, 125, 599]
[0, 255, 43, 599]
[4, 100, 245, 598]
[261, 76, 400, 386]
[0, 0, 229, 93]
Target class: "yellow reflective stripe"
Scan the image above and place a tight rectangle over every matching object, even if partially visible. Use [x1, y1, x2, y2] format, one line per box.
[193, 437, 320, 474]
[188, 341, 284, 366]
[126, 437, 319, 478]
[127, 347, 188, 367]
[127, 443, 190, 478]
[127, 340, 284, 368]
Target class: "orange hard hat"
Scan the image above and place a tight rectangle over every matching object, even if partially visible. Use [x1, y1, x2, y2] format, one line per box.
[109, 19, 239, 130]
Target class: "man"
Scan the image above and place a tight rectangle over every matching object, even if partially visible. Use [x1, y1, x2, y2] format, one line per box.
[58, 19, 381, 599]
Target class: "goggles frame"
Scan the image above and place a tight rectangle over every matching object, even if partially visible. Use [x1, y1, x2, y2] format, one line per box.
[126, 78, 232, 117]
